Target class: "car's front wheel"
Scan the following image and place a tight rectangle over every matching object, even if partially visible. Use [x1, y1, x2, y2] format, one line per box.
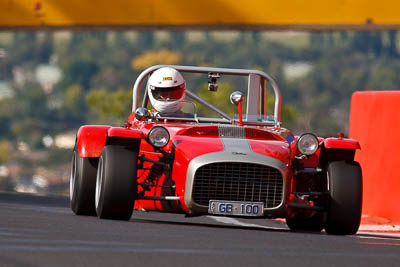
[95, 145, 138, 220]
[70, 144, 98, 216]
[325, 161, 362, 235]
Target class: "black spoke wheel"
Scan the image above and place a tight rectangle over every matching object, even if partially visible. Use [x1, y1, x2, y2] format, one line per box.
[325, 161, 362, 235]
[70, 144, 98, 216]
[95, 145, 138, 221]
[286, 212, 324, 232]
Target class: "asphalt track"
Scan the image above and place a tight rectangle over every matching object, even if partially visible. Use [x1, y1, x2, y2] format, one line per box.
[0, 192, 399, 267]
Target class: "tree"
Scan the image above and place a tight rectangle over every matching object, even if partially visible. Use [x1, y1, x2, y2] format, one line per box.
[131, 49, 182, 70]
[388, 31, 398, 57]
[0, 140, 11, 164]
[59, 85, 87, 127]
[197, 83, 238, 117]
[86, 88, 131, 124]
[137, 32, 155, 51]
[170, 31, 185, 49]
[59, 61, 99, 91]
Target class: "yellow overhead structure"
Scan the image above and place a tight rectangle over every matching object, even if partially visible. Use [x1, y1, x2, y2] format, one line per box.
[1, 0, 400, 30]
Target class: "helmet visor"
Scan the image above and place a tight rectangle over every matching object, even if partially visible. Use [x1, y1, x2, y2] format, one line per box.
[150, 84, 185, 101]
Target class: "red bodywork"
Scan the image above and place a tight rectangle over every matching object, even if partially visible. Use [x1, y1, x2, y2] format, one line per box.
[76, 117, 360, 216]
[131, 121, 292, 213]
[70, 65, 365, 237]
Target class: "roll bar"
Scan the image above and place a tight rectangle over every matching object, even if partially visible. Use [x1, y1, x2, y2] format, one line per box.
[132, 65, 282, 125]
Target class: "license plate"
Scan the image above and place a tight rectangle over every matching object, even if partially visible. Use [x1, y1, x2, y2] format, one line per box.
[208, 200, 264, 217]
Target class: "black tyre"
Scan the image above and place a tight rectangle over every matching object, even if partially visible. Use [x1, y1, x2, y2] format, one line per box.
[325, 161, 362, 235]
[70, 145, 98, 216]
[286, 212, 324, 232]
[95, 145, 138, 220]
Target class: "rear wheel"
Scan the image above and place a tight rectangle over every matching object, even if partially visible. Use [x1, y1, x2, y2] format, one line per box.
[286, 212, 324, 232]
[95, 145, 138, 220]
[325, 161, 362, 235]
[70, 145, 98, 216]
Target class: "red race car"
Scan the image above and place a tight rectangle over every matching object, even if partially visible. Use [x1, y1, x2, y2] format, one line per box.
[70, 65, 362, 235]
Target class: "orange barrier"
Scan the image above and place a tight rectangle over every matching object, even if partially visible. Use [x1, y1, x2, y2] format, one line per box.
[2, 0, 400, 29]
[349, 91, 400, 223]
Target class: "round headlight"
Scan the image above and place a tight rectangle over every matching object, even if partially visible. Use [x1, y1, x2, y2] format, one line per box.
[148, 126, 170, 148]
[297, 133, 319, 156]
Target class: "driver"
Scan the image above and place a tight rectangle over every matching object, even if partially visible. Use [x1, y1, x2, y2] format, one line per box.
[148, 67, 186, 116]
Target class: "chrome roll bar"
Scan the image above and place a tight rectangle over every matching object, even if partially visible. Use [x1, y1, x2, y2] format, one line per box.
[132, 65, 282, 125]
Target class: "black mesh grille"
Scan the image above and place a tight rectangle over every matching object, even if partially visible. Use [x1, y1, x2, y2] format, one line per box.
[192, 162, 284, 208]
[218, 125, 245, 138]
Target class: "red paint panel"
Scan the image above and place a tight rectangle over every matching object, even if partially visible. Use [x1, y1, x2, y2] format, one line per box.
[245, 127, 284, 141]
[172, 136, 224, 212]
[108, 127, 142, 139]
[77, 125, 110, 157]
[249, 140, 291, 164]
[179, 125, 219, 137]
[323, 138, 360, 149]
[349, 91, 400, 223]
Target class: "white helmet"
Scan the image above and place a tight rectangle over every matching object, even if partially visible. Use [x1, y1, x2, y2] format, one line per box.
[147, 67, 186, 114]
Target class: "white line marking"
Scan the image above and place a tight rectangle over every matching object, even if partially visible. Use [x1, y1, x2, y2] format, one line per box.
[207, 216, 286, 230]
[208, 216, 400, 238]
[357, 232, 400, 238]
[358, 225, 400, 232]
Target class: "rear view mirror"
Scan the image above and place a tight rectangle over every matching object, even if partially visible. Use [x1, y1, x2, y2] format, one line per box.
[135, 107, 150, 121]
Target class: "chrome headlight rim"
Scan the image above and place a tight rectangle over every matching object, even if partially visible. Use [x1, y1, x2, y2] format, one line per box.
[148, 126, 170, 148]
[297, 133, 319, 156]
